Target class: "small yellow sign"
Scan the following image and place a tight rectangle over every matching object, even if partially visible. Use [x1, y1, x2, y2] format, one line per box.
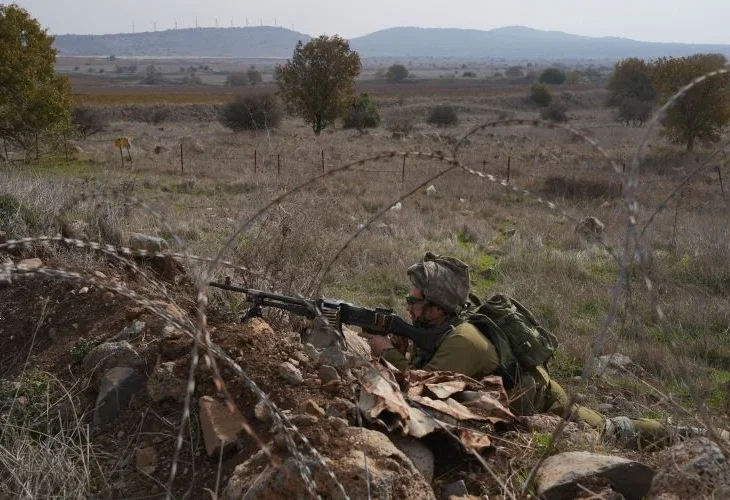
[114, 137, 131, 149]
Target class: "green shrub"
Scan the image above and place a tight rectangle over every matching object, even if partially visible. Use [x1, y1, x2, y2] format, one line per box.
[531, 84, 553, 107]
[69, 338, 100, 363]
[539, 68, 567, 84]
[226, 71, 249, 86]
[72, 106, 108, 138]
[343, 93, 381, 130]
[141, 106, 170, 124]
[246, 67, 263, 85]
[540, 103, 569, 122]
[427, 104, 458, 127]
[386, 64, 409, 82]
[617, 97, 653, 126]
[220, 94, 284, 131]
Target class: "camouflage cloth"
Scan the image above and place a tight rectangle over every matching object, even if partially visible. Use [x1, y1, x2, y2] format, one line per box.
[407, 252, 470, 313]
[382, 322, 672, 450]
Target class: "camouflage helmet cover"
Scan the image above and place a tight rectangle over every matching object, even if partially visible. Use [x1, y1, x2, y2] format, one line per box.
[407, 252, 470, 313]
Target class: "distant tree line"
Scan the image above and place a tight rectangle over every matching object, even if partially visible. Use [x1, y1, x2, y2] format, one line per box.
[606, 54, 730, 151]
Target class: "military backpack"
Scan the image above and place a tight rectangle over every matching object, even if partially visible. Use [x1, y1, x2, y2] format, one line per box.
[463, 293, 559, 385]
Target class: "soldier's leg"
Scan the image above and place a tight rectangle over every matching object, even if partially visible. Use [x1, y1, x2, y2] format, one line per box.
[544, 377, 605, 429]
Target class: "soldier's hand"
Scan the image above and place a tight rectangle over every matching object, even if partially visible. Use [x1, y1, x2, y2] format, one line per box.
[390, 335, 409, 355]
[363, 333, 394, 357]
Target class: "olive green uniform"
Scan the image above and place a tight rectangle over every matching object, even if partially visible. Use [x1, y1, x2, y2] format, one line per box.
[382, 321, 670, 450]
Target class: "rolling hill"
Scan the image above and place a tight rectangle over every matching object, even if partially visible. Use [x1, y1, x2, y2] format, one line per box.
[53, 25, 730, 60]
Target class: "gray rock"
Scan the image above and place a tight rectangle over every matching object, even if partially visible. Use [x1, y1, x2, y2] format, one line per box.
[326, 397, 356, 420]
[536, 451, 653, 500]
[254, 400, 272, 423]
[109, 320, 146, 342]
[649, 437, 730, 500]
[594, 353, 635, 377]
[389, 435, 435, 483]
[303, 343, 320, 362]
[223, 428, 435, 500]
[318, 346, 348, 368]
[199, 396, 247, 457]
[147, 362, 187, 403]
[129, 233, 168, 253]
[93, 367, 144, 428]
[302, 317, 343, 349]
[83, 341, 144, 385]
[18, 258, 43, 271]
[278, 361, 303, 386]
[303, 399, 325, 417]
[441, 479, 468, 498]
[318, 365, 340, 384]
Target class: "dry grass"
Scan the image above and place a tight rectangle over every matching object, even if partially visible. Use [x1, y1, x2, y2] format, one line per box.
[2, 80, 730, 496]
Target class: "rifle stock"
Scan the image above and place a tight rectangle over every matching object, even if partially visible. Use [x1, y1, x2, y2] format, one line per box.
[209, 282, 450, 354]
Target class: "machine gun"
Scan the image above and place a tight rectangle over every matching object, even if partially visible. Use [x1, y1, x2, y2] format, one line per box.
[209, 280, 452, 355]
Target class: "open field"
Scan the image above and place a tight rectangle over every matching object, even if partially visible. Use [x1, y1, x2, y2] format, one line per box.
[2, 76, 729, 497]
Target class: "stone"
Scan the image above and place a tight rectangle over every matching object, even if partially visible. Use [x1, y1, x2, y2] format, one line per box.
[326, 397, 356, 421]
[594, 353, 636, 377]
[125, 308, 143, 320]
[147, 361, 187, 403]
[303, 399, 325, 417]
[129, 233, 169, 253]
[136, 446, 157, 474]
[303, 378, 322, 389]
[649, 437, 730, 499]
[327, 416, 349, 435]
[109, 320, 146, 342]
[303, 343, 320, 362]
[318, 365, 340, 384]
[222, 428, 435, 500]
[425, 185, 438, 196]
[441, 480, 468, 498]
[254, 400, 272, 423]
[278, 362, 303, 386]
[389, 435, 435, 483]
[536, 451, 653, 500]
[292, 351, 309, 364]
[18, 258, 43, 271]
[83, 341, 144, 386]
[199, 396, 246, 457]
[93, 367, 144, 428]
[318, 346, 348, 368]
[322, 380, 343, 396]
[289, 414, 319, 428]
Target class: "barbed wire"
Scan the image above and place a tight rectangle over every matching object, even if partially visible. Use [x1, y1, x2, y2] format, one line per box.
[2, 68, 730, 498]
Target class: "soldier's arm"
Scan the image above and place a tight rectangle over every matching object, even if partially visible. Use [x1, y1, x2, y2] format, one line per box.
[424, 332, 499, 378]
[380, 348, 412, 371]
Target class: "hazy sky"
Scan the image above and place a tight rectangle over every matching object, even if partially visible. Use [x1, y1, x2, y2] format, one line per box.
[14, 0, 730, 44]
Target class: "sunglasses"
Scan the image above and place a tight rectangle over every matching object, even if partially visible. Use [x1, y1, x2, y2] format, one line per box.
[405, 295, 427, 305]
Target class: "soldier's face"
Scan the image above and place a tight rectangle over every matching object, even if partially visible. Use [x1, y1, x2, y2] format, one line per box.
[406, 287, 427, 322]
[406, 287, 444, 326]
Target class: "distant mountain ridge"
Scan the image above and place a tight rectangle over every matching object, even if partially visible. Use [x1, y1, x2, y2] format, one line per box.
[53, 25, 730, 60]
[54, 26, 311, 58]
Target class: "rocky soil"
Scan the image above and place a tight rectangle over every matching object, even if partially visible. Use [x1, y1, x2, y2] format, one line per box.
[1, 257, 729, 499]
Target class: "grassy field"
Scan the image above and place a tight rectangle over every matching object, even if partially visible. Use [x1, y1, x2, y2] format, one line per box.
[2, 73, 729, 496]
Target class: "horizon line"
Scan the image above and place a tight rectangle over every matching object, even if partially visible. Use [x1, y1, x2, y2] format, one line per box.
[51, 24, 730, 47]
